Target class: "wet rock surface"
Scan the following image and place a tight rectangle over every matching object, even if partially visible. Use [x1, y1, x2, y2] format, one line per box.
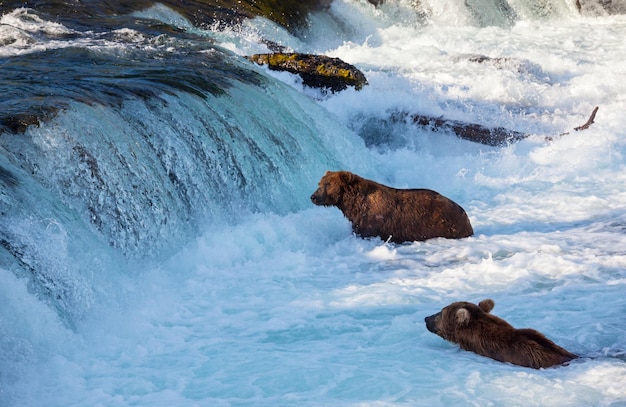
[247, 53, 368, 92]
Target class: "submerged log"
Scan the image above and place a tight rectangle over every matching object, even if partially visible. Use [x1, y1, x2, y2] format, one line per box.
[406, 113, 527, 146]
[401, 106, 600, 146]
[246, 53, 368, 92]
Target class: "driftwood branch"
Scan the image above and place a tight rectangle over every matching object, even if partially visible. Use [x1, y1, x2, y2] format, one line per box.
[553, 106, 599, 140]
[574, 106, 599, 131]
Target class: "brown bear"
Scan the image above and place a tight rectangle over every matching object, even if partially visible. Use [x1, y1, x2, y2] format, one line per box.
[310, 170, 473, 243]
[425, 299, 577, 369]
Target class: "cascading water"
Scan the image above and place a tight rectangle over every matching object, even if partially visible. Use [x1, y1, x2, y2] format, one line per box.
[0, 10, 370, 329]
[1, 1, 626, 406]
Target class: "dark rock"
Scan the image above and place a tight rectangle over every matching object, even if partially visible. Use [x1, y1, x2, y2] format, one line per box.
[0, 114, 43, 134]
[247, 53, 368, 92]
[578, 0, 626, 15]
[2, 0, 325, 32]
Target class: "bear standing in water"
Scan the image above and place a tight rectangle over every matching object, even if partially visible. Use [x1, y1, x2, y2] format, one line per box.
[310, 170, 473, 243]
[425, 299, 577, 369]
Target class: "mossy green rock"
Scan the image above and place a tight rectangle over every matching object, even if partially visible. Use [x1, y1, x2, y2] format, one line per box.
[247, 53, 368, 92]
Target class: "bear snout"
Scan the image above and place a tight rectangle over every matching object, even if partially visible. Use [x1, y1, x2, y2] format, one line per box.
[311, 192, 324, 206]
[425, 314, 439, 334]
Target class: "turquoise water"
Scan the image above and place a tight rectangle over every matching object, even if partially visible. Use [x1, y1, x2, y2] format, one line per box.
[1, 1, 626, 405]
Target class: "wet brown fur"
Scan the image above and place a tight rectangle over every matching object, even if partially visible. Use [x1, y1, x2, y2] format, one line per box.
[425, 299, 577, 369]
[310, 170, 473, 243]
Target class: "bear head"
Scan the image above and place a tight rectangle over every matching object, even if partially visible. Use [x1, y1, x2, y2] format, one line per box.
[310, 170, 357, 207]
[424, 299, 495, 343]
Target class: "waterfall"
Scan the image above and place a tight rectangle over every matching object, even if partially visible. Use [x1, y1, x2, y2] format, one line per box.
[0, 17, 369, 324]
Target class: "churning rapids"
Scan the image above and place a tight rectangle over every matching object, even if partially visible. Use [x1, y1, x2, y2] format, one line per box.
[1, 1, 626, 406]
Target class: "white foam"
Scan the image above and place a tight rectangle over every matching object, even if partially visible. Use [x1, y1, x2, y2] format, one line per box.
[3, 3, 626, 407]
[0, 8, 73, 36]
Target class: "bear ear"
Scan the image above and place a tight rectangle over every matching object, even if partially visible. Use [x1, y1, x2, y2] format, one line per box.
[478, 299, 494, 313]
[456, 308, 471, 326]
[341, 171, 357, 185]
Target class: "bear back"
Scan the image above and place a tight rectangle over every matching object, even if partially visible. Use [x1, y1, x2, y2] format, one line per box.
[425, 299, 577, 369]
[311, 170, 473, 243]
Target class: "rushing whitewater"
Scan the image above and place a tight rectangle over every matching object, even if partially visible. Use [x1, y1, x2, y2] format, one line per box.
[1, 1, 626, 406]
